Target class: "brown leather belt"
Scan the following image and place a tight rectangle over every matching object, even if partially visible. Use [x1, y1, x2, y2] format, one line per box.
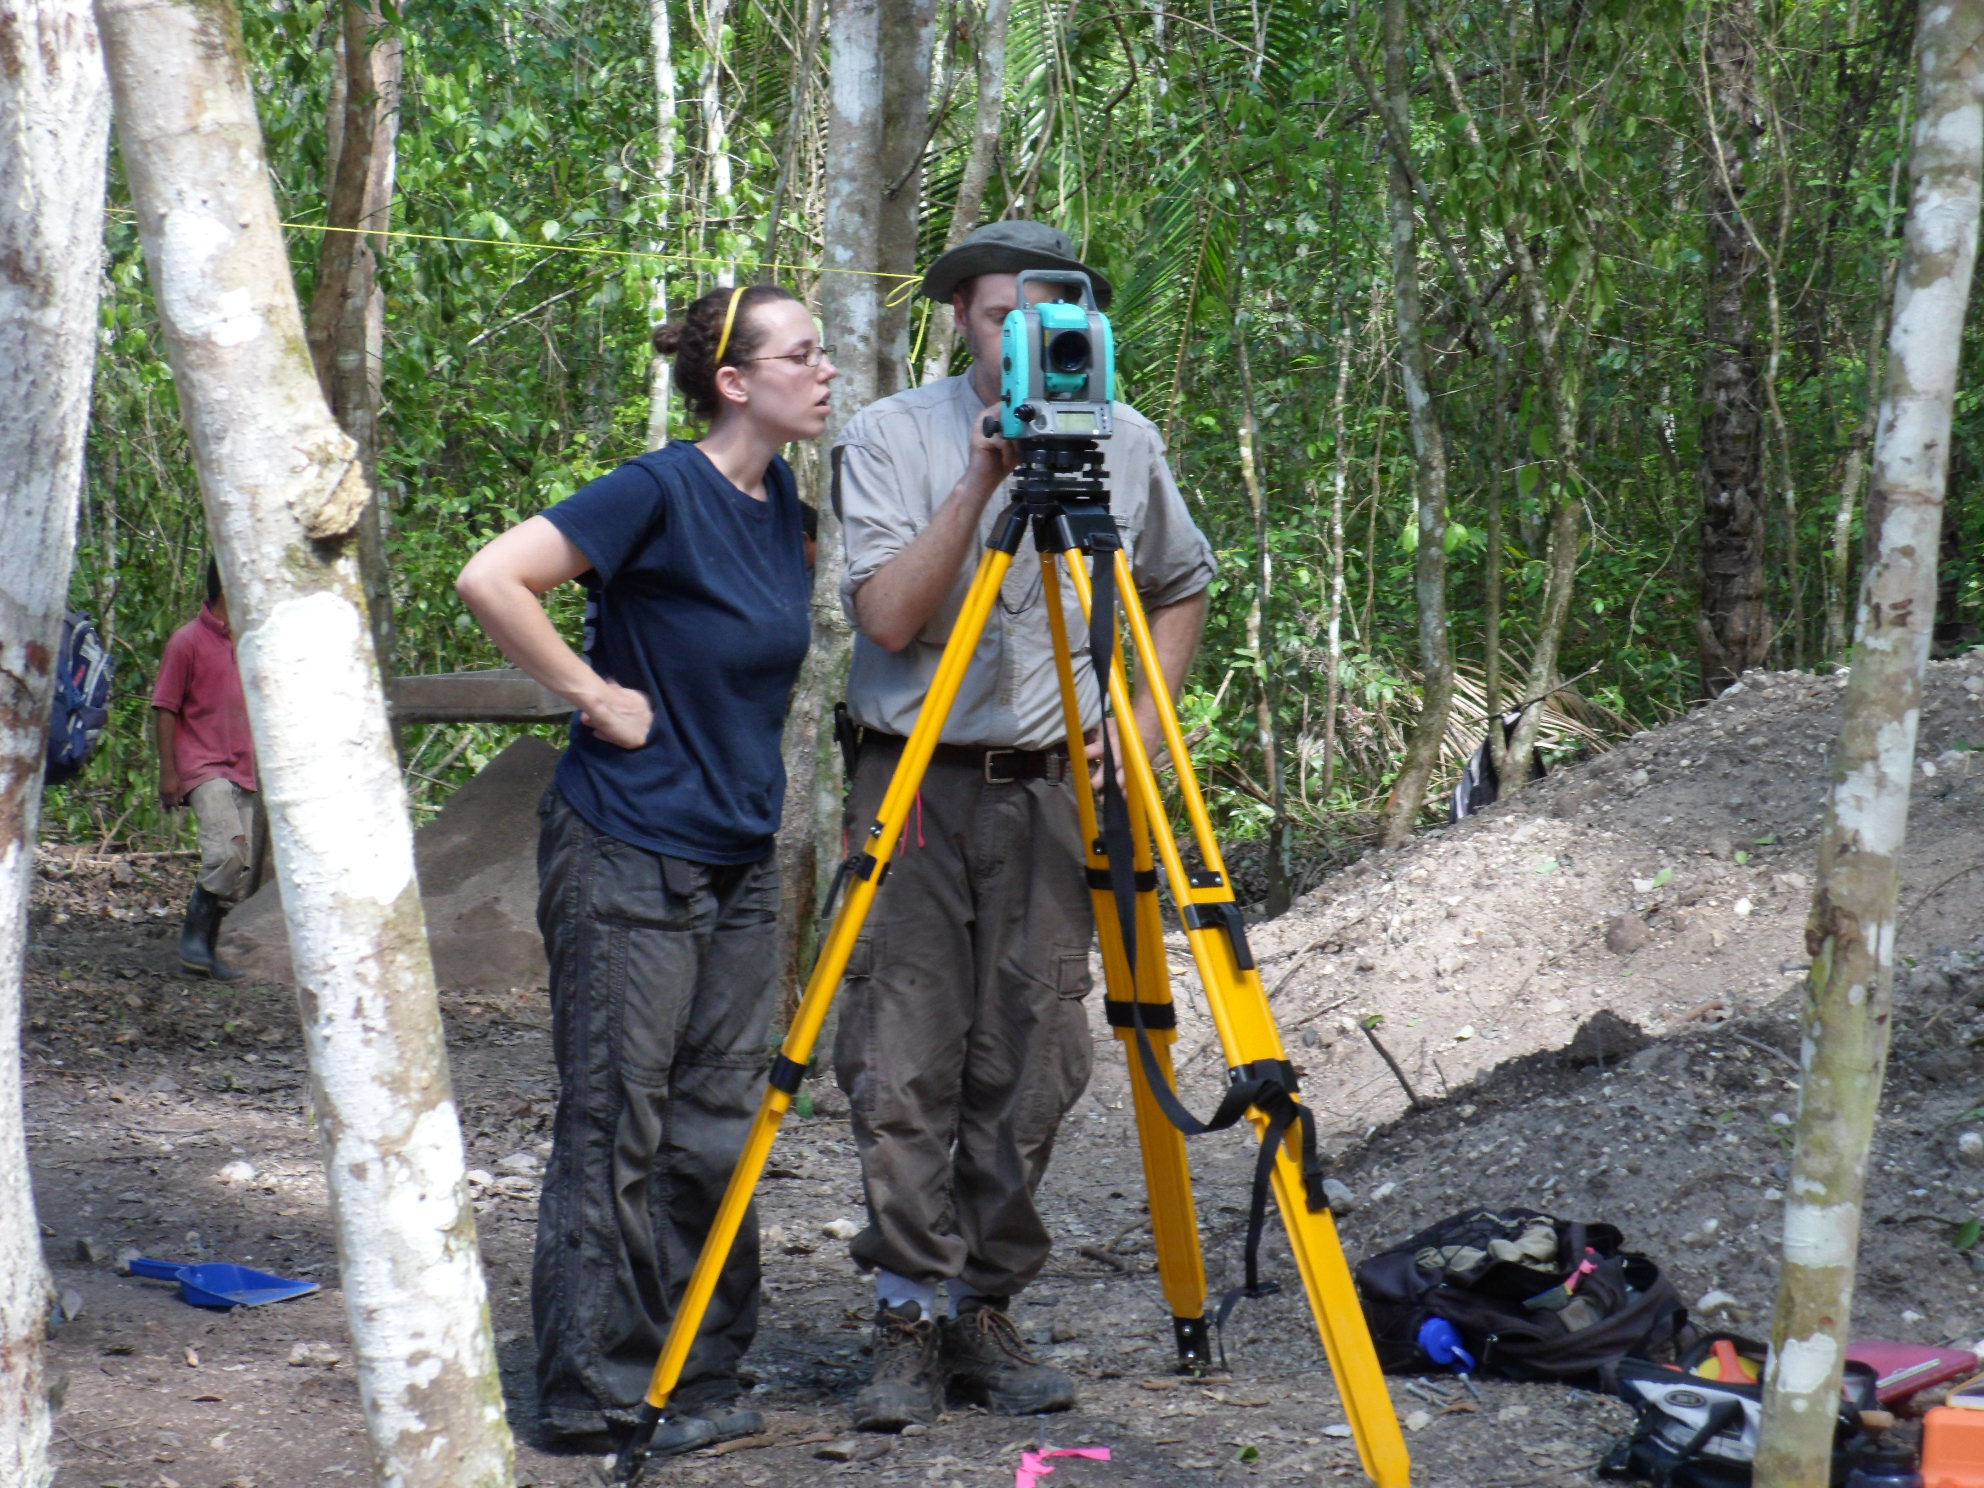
[857, 729, 1069, 785]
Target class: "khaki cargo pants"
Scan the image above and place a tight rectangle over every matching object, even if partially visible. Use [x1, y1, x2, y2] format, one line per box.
[833, 742, 1096, 1299]
[187, 778, 268, 902]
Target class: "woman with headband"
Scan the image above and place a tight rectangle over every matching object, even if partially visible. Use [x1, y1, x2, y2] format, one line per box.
[457, 283, 836, 1457]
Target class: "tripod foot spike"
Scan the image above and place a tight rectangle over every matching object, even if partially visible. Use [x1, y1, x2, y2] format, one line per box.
[609, 1403, 663, 1485]
[1172, 1315, 1212, 1376]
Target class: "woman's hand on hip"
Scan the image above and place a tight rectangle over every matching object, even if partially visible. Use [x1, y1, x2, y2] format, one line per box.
[579, 682, 654, 750]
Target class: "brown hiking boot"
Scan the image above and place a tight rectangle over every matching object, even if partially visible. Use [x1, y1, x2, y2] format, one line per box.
[942, 1296, 1076, 1415]
[852, 1301, 943, 1432]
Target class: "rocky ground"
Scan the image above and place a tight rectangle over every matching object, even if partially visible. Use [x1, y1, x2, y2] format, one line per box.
[25, 658, 1984, 1488]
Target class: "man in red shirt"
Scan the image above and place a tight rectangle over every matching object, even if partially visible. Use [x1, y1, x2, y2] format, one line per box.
[152, 559, 265, 980]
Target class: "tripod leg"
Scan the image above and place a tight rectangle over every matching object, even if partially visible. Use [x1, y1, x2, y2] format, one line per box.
[1039, 554, 1211, 1373]
[1058, 550, 1410, 1488]
[611, 529, 1025, 1484]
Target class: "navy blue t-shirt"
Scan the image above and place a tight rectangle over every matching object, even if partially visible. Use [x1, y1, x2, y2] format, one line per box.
[542, 442, 811, 864]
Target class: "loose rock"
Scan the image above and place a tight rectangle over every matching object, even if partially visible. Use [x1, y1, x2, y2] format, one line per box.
[1605, 913, 1651, 955]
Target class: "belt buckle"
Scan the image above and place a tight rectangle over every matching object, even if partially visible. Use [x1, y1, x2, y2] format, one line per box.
[983, 748, 1017, 785]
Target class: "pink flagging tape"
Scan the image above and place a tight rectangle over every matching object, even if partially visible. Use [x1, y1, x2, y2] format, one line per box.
[1016, 1446, 1113, 1488]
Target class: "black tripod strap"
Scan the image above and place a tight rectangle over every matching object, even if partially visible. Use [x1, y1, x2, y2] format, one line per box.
[1084, 544, 1328, 1365]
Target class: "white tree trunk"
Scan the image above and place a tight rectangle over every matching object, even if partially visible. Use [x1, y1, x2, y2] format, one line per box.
[0, 2, 109, 1478]
[93, 0, 515, 1481]
[821, 0, 883, 430]
[875, 0, 938, 395]
[698, 0, 735, 285]
[773, 0, 881, 1020]
[1375, 0, 1453, 848]
[919, 0, 1011, 385]
[645, 0, 679, 448]
[1754, 3, 1982, 1481]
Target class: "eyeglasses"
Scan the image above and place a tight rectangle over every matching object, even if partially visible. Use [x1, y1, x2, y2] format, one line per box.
[741, 345, 836, 369]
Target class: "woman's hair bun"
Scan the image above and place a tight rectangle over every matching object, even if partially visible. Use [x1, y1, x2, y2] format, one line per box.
[652, 284, 799, 424]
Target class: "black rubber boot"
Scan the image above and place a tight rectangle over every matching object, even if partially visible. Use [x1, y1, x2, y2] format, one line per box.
[852, 1300, 944, 1432]
[179, 887, 218, 977]
[179, 886, 245, 981]
[943, 1295, 1076, 1416]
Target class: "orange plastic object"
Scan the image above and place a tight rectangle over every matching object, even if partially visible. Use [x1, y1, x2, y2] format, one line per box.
[1693, 1339, 1762, 1383]
[1923, 1404, 1984, 1488]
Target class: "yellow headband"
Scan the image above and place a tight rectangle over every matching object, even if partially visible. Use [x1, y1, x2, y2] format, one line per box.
[714, 285, 748, 364]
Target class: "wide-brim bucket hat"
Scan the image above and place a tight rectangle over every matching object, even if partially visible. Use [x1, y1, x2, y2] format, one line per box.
[919, 220, 1114, 310]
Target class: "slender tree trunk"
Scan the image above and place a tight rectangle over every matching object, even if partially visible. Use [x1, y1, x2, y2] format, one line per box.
[697, 0, 736, 283]
[307, 0, 377, 412]
[1234, 319, 1290, 915]
[1754, 6, 1982, 1481]
[309, 0, 401, 681]
[759, 0, 824, 276]
[94, 1, 515, 1481]
[876, 0, 938, 395]
[1828, 260, 1893, 660]
[1497, 199, 1589, 789]
[1375, 0, 1453, 849]
[920, 0, 1012, 384]
[1828, 107, 1908, 661]
[1483, 367, 1510, 782]
[1422, 17, 1562, 790]
[1697, 0, 1771, 698]
[646, 0, 679, 448]
[776, 0, 882, 1011]
[0, 1, 109, 1476]
[821, 0, 883, 432]
[1320, 321, 1352, 807]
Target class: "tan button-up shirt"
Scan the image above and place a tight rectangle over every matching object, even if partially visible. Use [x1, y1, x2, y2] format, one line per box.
[837, 374, 1216, 750]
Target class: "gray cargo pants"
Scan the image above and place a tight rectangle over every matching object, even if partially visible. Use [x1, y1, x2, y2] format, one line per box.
[532, 789, 778, 1434]
[833, 741, 1096, 1299]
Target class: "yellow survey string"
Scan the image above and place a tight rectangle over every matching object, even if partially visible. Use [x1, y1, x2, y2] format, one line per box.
[104, 209, 925, 301]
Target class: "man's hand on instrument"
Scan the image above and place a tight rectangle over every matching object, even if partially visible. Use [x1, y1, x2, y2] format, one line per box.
[579, 680, 654, 750]
[965, 404, 1020, 494]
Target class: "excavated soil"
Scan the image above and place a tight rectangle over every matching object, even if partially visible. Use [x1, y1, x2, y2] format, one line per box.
[25, 656, 1984, 1488]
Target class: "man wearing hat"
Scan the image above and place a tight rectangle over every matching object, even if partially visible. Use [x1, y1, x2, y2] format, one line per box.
[832, 221, 1215, 1430]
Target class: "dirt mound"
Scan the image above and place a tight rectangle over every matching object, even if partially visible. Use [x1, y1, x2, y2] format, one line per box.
[1159, 654, 1984, 1159]
[223, 735, 559, 989]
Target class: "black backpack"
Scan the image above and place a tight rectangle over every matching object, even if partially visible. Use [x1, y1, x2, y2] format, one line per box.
[1601, 1333, 1884, 1486]
[1354, 1206, 1689, 1387]
[46, 611, 113, 786]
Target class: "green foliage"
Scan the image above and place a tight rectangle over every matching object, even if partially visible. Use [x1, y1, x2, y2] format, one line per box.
[61, 0, 1972, 869]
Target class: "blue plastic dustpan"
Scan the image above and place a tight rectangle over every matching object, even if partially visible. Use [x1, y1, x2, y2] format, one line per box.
[129, 1257, 319, 1309]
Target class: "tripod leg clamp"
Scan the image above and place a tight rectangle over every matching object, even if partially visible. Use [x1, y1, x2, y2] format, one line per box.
[767, 1054, 806, 1097]
[1182, 900, 1256, 970]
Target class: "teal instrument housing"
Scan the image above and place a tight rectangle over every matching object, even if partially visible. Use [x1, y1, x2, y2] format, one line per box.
[995, 270, 1115, 441]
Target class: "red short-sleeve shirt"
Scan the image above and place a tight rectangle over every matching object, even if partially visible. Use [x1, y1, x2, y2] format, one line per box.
[151, 605, 257, 793]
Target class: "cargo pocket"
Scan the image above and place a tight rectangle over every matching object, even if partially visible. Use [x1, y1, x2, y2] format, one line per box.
[591, 839, 697, 930]
[1055, 947, 1094, 1000]
[840, 932, 877, 987]
[831, 930, 881, 1102]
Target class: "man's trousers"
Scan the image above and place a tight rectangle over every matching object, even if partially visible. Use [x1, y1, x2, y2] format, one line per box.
[833, 742, 1096, 1300]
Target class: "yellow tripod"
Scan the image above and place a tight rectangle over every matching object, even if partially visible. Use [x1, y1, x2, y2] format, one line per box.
[613, 446, 1409, 1488]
